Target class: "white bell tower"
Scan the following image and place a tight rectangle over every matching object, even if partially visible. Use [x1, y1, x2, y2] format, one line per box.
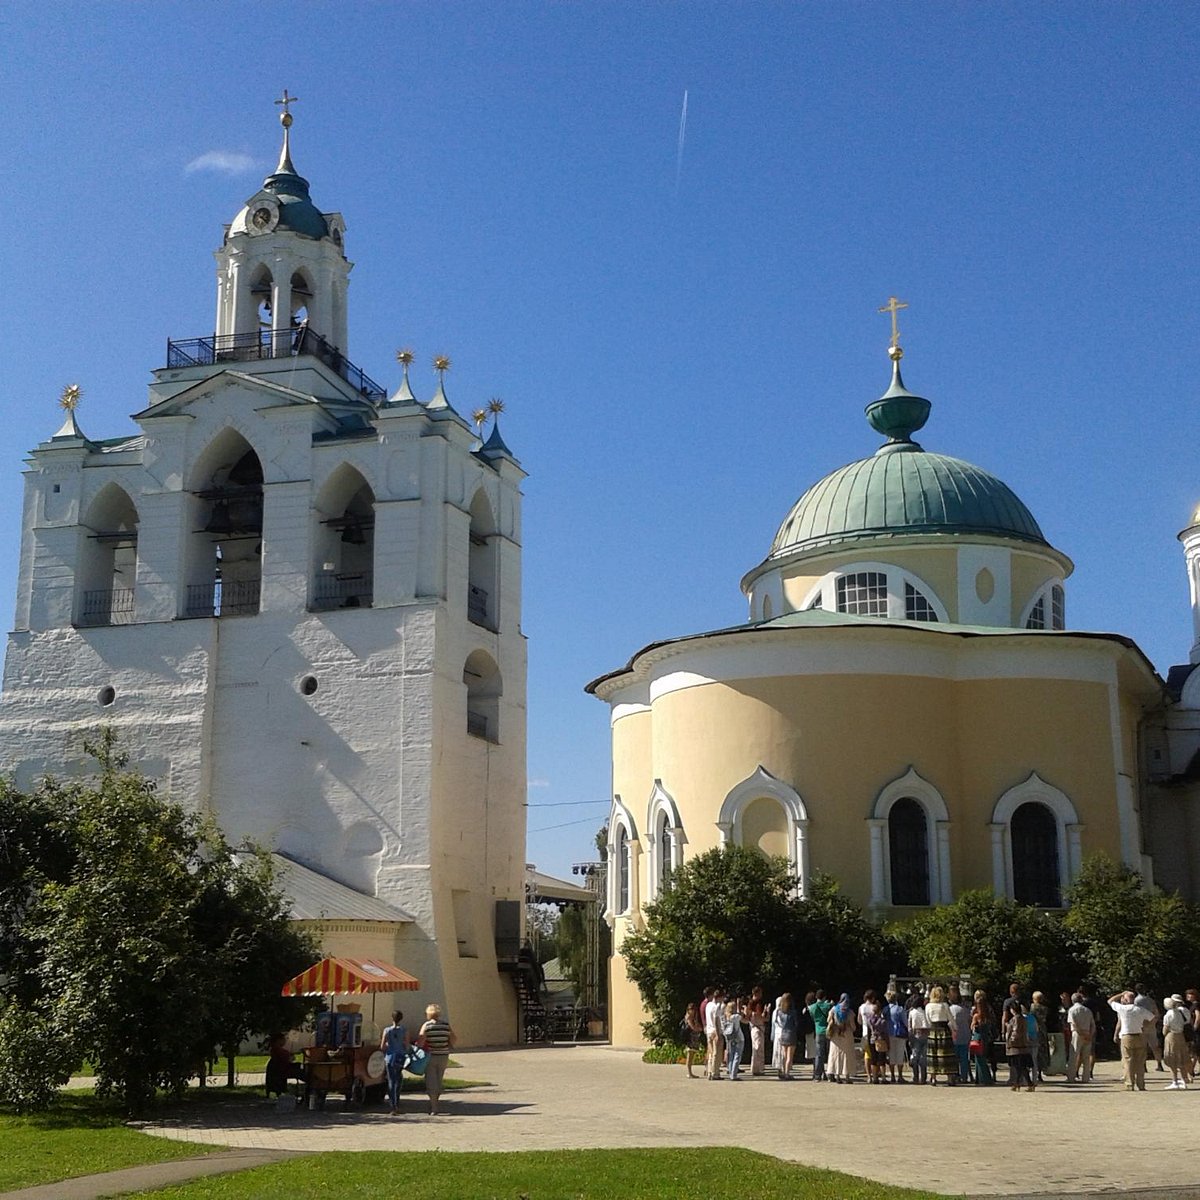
[214, 91, 351, 356]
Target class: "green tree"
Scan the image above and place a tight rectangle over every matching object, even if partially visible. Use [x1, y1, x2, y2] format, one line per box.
[899, 888, 1084, 995]
[1064, 854, 1200, 996]
[621, 848, 901, 1042]
[0, 733, 319, 1113]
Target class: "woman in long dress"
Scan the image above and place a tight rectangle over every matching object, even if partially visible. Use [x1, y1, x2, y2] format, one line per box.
[925, 985, 958, 1086]
[746, 986, 768, 1076]
[825, 992, 857, 1084]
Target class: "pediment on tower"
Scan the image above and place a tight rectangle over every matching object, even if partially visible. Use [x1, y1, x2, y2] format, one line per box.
[133, 370, 341, 425]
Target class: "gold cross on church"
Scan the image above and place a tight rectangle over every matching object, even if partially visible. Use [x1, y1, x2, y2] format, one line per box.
[878, 296, 909, 352]
[274, 89, 299, 120]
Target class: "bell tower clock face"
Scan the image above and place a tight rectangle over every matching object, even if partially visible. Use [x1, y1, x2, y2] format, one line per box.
[247, 199, 279, 234]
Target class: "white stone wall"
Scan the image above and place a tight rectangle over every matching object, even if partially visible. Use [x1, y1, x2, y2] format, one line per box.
[0, 351, 526, 1045]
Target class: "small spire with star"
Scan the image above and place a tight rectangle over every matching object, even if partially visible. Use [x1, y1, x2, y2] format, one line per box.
[52, 383, 88, 441]
[388, 347, 417, 403]
[480, 397, 515, 459]
[427, 354, 453, 411]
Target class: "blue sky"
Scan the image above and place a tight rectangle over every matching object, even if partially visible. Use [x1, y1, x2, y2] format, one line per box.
[1, 3, 1197, 880]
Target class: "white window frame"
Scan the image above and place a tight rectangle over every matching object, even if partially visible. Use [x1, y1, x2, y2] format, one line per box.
[605, 795, 640, 926]
[988, 772, 1082, 906]
[645, 780, 685, 901]
[798, 561, 948, 623]
[867, 767, 951, 908]
[716, 766, 810, 898]
[1018, 579, 1066, 631]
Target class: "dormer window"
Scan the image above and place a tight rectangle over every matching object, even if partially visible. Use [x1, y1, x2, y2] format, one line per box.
[802, 563, 945, 623]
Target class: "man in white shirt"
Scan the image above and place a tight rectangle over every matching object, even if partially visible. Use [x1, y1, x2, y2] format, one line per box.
[704, 988, 725, 1080]
[1066, 992, 1095, 1083]
[1109, 990, 1155, 1091]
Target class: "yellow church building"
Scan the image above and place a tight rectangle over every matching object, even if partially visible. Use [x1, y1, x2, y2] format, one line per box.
[588, 324, 1164, 1047]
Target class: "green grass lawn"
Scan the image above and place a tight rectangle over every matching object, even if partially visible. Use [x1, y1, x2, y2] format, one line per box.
[0, 1095, 222, 1192]
[124, 1149, 956, 1199]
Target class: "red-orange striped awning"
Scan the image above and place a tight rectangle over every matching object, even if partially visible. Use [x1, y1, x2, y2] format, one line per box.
[281, 956, 420, 996]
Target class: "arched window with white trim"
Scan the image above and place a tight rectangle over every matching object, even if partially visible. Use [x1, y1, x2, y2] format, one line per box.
[801, 562, 947, 623]
[605, 797, 640, 922]
[717, 767, 810, 897]
[1021, 580, 1066, 631]
[646, 782, 685, 900]
[990, 773, 1081, 907]
[867, 767, 951, 907]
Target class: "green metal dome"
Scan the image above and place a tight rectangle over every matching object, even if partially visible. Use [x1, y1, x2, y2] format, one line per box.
[771, 446, 1047, 556]
[771, 357, 1046, 557]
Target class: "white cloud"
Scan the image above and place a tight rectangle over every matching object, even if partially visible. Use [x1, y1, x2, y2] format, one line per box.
[528, 778, 551, 789]
[185, 150, 259, 176]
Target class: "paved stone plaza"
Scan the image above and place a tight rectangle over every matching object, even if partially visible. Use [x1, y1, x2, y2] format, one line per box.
[129, 1045, 1199, 1198]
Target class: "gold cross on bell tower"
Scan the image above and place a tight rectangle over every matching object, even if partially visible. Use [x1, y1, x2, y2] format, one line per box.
[878, 295, 909, 360]
[274, 89, 300, 122]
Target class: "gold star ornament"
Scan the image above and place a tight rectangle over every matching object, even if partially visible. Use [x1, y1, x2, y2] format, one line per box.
[396, 348, 415, 366]
[433, 355, 451, 373]
[472, 408, 487, 428]
[488, 398, 505, 415]
[59, 383, 83, 412]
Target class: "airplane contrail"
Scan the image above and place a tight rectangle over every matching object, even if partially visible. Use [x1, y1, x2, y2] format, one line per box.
[675, 89, 688, 195]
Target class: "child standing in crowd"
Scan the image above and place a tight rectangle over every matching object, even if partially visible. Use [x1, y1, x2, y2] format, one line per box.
[773, 993, 797, 1080]
[721, 998, 745, 1080]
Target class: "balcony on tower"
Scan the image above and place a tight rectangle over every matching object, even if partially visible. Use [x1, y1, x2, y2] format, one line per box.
[165, 328, 385, 403]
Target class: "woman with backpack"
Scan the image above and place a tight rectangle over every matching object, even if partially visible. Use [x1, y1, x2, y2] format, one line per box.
[860, 989, 887, 1083]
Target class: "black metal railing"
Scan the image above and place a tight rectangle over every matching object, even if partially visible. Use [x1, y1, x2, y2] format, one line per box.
[184, 579, 261, 619]
[79, 587, 135, 627]
[311, 573, 373, 611]
[166, 329, 386, 402]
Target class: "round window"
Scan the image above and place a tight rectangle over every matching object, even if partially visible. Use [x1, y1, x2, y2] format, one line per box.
[300, 676, 318, 696]
[98, 686, 116, 707]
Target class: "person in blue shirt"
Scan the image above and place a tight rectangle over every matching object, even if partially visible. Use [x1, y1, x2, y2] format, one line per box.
[380, 1010, 409, 1115]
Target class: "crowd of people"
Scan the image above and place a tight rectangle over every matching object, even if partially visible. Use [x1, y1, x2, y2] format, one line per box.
[682, 981, 1200, 1092]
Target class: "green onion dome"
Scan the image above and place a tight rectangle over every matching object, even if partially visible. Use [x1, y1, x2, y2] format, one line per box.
[771, 359, 1047, 557]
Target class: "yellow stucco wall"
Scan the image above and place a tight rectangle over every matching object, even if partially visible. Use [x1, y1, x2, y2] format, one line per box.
[602, 631, 1151, 1046]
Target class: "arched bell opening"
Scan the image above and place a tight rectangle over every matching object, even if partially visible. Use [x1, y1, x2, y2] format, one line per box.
[463, 649, 502, 743]
[311, 465, 375, 610]
[184, 430, 263, 618]
[468, 489, 499, 630]
[77, 484, 138, 626]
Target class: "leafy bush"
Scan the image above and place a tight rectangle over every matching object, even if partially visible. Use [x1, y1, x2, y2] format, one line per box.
[621, 846, 902, 1043]
[641, 1042, 688, 1064]
[0, 1003, 75, 1112]
[898, 888, 1084, 996]
[0, 732, 320, 1113]
[1064, 854, 1200, 996]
